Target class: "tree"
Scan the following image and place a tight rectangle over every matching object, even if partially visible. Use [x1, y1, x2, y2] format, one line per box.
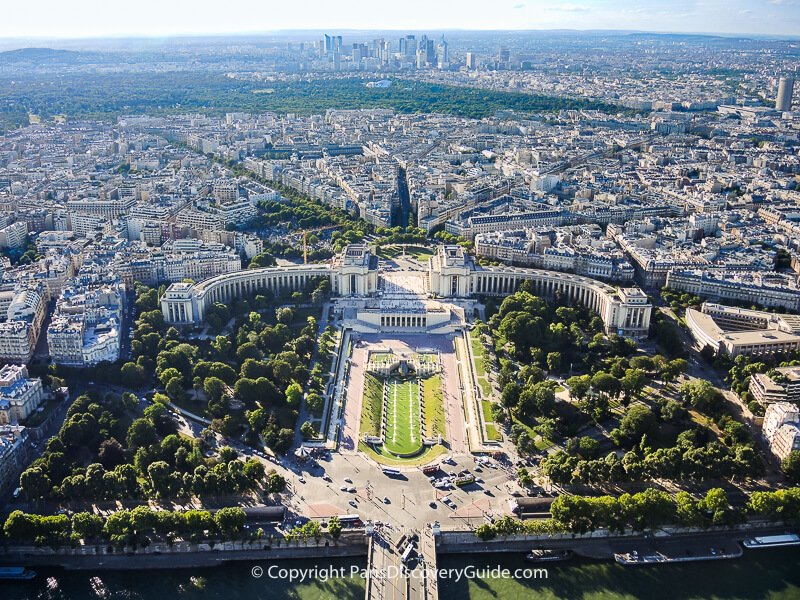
[236, 342, 263, 362]
[501, 382, 522, 408]
[662, 358, 688, 383]
[300, 421, 316, 439]
[98, 438, 126, 469]
[698, 488, 735, 526]
[272, 428, 295, 453]
[613, 405, 657, 446]
[19, 467, 51, 501]
[565, 375, 591, 401]
[285, 382, 303, 408]
[619, 488, 676, 531]
[214, 507, 246, 539]
[591, 371, 621, 399]
[182, 510, 215, 540]
[203, 376, 228, 405]
[680, 380, 726, 417]
[675, 492, 703, 527]
[120, 362, 145, 388]
[218, 446, 238, 463]
[3, 510, 38, 541]
[127, 418, 158, 449]
[327, 515, 342, 539]
[266, 470, 287, 493]
[577, 436, 600, 459]
[212, 335, 233, 360]
[243, 458, 266, 484]
[147, 461, 173, 497]
[305, 392, 324, 415]
[276, 307, 294, 325]
[546, 351, 562, 373]
[620, 369, 647, 401]
[165, 377, 185, 400]
[104, 509, 133, 545]
[781, 451, 800, 484]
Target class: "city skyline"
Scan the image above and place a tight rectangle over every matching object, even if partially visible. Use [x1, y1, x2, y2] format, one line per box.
[0, 0, 799, 39]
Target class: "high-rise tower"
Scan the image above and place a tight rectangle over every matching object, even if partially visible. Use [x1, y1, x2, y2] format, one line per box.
[776, 74, 795, 112]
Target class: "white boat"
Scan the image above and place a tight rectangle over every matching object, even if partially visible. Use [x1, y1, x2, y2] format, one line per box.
[742, 533, 800, 549]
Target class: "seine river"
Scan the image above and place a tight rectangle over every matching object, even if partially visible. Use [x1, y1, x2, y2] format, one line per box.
[3, 548, 799, 600]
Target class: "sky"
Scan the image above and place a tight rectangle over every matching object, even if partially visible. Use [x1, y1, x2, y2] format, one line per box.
[0, 0, 798, 39]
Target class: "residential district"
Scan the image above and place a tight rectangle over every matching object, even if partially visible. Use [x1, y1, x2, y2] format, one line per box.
[0, 30, 799, 597]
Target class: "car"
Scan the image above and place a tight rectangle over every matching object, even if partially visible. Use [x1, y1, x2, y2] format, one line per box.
[340, 485, 348, 491]
[347, 486, 356, 493]
[298, 477, 306, 484]
[383, 497, 391, 504]
[322, 475, 332, 482]
[349, 500, 357, 508]
[474, 467, 483, 472]
[429, 501, 437, 508]
[12, 487, 21, 499]
[344, 477, 353, 483]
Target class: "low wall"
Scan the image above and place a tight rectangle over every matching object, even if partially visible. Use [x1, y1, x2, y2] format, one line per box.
[0, 536, 369, 571]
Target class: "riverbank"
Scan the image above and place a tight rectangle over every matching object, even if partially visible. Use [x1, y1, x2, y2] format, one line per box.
[0, 523, 791, 571]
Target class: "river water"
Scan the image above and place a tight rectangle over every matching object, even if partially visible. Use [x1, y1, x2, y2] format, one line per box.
[2, 548, 798, 600]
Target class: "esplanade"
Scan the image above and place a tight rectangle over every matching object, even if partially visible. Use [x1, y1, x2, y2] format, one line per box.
[161, 243, 652, 337]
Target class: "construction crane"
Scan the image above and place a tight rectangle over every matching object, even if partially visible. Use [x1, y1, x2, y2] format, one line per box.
[302, 224, 342, 264]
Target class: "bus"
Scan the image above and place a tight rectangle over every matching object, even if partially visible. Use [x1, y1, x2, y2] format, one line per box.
[455, 474, 476, 487]
[422, 464, 439, 476]
[382, 467, 401, 477]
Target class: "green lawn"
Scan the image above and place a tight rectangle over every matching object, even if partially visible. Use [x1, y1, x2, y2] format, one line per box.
[481, 399, 494, 421]
[422, 375, 446, 439]
[485, 423, 502, 442]
[469, 328, 491, 382]
[473, 356, 487, 379]
[477, 376, 492, 398]
[359, 441, 447, 467]
[360, 373, 384, 438]
[377, 246, 401, 258]
[383, 378, 422, 456]
[407, 247, 434, 261]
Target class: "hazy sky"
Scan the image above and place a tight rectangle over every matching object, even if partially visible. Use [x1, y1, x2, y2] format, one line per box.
[0, 0, 798, 38]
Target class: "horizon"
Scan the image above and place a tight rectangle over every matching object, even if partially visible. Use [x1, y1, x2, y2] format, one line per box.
[2, 27, 800, 43]
[1, 0, 799, 40]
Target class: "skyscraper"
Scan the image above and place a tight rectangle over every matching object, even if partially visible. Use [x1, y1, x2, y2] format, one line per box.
[466, 52, 477, 70]
[437, 38, 448, 70]
[400, 35, 416, 58]
[776, 74, 795, 112]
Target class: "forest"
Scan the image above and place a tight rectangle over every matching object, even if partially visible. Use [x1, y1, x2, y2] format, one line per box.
[0, 73, 627, 132]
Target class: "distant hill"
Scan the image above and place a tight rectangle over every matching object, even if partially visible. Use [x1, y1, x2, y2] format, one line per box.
[0, 47, 83, 63]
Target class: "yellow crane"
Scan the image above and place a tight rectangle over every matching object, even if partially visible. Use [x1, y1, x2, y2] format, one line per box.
[302, 224, 342, 264]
